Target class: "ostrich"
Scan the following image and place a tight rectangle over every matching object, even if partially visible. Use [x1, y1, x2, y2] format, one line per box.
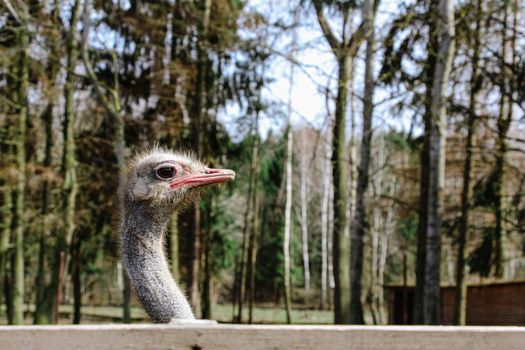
[119, 148, 235, 323]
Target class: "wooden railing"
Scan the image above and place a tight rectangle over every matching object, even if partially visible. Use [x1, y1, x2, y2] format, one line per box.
[0, 324, 524, 349]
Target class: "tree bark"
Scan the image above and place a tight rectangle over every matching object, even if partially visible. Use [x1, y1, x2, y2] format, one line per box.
[72, 233, 82, 324]
[169, 215, 180, 280]
[313, 0, 365, 324]
[320, 125, 332, 310]
[11, 19, 30, 326]
[332, 54, 352, 324]
[201, 204, 212, 320]
[248, 164, 259, 323]
[34, 1, 60, 324]
[492, 0, 517, 279]
[189, 0, 211, 316]
[0, 187, 12, 323]
[350, 0, 376, 324]
[51, 0, 82, 324]
[283, 125, 293, 324]
[414, 0, 455, 325]
[34, 104, 56, 324]
[236, 131, 256, 323]
[454, 0, 482, 326]
[299, 142, 311, 291]
[82, 0, 128, 322]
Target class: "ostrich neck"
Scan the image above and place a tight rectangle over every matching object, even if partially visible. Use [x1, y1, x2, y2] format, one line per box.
[121, 203, 194, 322]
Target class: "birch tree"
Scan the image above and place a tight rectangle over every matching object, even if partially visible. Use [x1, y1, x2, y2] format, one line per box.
[320, 126, 332, 309]
[283, 124, 293, 324]
[299, 136, 311, 291]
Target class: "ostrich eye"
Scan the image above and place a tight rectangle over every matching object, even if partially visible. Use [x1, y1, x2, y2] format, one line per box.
[156, 166, 176, 180]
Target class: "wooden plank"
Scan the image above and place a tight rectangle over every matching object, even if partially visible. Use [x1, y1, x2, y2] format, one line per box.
[0, 324, 524, 350]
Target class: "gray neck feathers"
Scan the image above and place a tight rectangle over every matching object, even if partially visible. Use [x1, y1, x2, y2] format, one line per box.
[121, 202, 194, 322]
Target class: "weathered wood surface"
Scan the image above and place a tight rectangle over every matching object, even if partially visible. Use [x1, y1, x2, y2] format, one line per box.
[0, 324, 524, 350]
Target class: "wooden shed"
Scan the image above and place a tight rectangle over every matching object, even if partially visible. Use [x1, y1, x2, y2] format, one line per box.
[386, 280, 525, 325]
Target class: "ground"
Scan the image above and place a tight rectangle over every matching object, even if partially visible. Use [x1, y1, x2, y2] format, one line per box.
[0, 304, 334, 325]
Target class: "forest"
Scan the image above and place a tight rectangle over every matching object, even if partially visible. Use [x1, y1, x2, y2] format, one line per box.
[0, 0, 524, 326]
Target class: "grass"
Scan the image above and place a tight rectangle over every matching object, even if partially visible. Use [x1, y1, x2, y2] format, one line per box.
[0, 304, 334, 325]
[213, 304, 333, 324]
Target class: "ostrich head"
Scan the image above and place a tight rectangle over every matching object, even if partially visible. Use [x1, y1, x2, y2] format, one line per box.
[120, 148, 235, 322]
[122, 149, 235, 213]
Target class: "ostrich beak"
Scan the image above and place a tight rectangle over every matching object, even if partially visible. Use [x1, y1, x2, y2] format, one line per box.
[169, 168, 236, 189]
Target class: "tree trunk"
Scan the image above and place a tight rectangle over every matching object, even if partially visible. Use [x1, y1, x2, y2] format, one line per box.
[332, 53, 351, 324]
[189, 0, 211, 315]
[492, 0, 517, 279]
[414, 0, 455, 325]
[313, 1, 365, 321]
[1, 174, 13, 324]
[328, 176, 335, 308]
[282, 10, 298, 322]
[378, 198, 394, 324]
[110, 49, 129, 324]
[201, 204, 212, 320]
[235, 190, 251, 323]
[34, 104, 55, 324]
[454, 0, 482, 326]
[236, 132, 255, 323]
[320, 126, 332, 309]
[72, 233, 82, 324]
[283, 125, 293, 324]
[34, 2, 60, 324]
[52, 0, 82, 324]
[82, 1, 129, 322]
[247, 112, 260, 323]
[11, 21, 30, 326]
[248, 165, 259, 324]
[169, 214, 180, 280]
[299, 145, 311, 291]
[350, 0, 376, 324]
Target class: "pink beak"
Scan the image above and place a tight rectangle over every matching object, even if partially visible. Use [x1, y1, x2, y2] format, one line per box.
[169, 168, 236, 190]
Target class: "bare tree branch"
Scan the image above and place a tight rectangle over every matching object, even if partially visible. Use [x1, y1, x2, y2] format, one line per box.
[312, 0, 340, 51]
[81, 0, 120, 122]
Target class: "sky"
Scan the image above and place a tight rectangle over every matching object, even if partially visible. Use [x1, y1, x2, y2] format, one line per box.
[220, 0, 413, 141]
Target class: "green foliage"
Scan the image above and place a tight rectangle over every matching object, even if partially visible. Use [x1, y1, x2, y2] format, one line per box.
[473, 170, 499, 208]
[210, 197, 238, 274]
[468, 228, 493, 277]
[384, 131, 410, 151]
[254, 133, 287, 298]
[397, 213, 418, 243]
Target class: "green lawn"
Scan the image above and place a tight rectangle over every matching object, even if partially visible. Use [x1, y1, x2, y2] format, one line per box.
[1, 304, 334, 325]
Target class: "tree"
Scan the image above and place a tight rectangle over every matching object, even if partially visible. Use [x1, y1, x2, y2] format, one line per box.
[350, 0, 377, 324]
[50, 0, 82, 324]
[454, 0, 483, 326]
[312, 0, 365, 324]
[11, 9, 30, 326]
[299, 138, 311, 291]
[320, 124, 332, 310]
[34, 0, 61, 325]
[492, 0, 518, 279]
[81, 0, 127, 323]
[283, 124, 293, 324]
[247, 115, 260, 324]
[414, 0, 455, 325]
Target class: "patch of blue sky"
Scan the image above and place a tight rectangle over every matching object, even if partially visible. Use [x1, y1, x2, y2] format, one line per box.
[219, 0, 421, 142]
